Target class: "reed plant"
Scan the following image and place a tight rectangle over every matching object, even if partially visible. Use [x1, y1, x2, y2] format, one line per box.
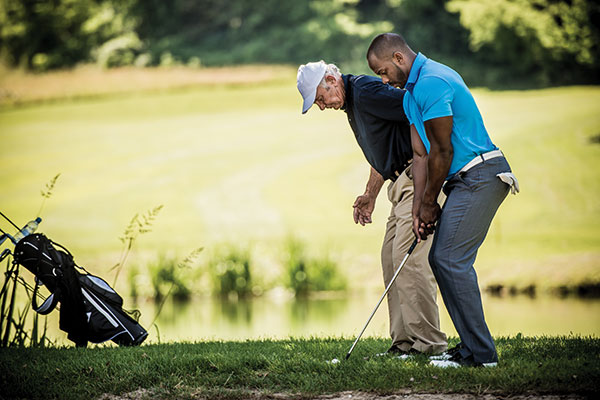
[208, 246, 254, 300]
[148, 255, 192, 302]
[148, 248, 203, 334]
[283, 237, 346, 297]
[111, 205, 163, 286]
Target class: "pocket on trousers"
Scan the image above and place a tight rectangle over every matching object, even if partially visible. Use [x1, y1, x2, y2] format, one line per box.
[444, 172, 473, 195]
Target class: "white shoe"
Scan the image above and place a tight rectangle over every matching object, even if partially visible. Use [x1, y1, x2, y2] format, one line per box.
[482, 362, 498, 368]
[429, 344, 463, 361]
[429, 352, 452, 361]
[430, 359, 461, 368]
[375, 352, 414, 360]
[430, 359, 498, 368]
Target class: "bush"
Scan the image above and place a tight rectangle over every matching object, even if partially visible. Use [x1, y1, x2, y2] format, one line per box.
[208, 246, 254, 300]
[284, 238, 310, 297]
[127, 264, 139, 300]
[148, 255, 191, 302]
[283, 237, 346, 297]
[94, 32, 143, 68]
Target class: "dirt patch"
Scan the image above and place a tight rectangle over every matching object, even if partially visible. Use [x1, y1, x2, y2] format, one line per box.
[98, 390, 589, 400]
[316, 393, 588, 400]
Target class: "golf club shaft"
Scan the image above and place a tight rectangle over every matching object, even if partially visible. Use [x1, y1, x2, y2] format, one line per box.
[0, 211, 20, 231]
[345, 238, 418, 360]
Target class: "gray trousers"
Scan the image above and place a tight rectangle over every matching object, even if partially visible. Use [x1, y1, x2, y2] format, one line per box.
[429, 156, 511, 363]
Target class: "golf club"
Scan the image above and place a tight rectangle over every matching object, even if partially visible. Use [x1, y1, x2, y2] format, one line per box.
[345, 237, 419, 360]
[0, 211, 20, 231]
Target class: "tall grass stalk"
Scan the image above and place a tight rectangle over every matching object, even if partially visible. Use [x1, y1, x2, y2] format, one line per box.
[1, 263, 19, 347]
[0, 259, 15, 332]
[111, 205, 163, 286]
[10, 303, 30, 347]
[149, 247, 203, 332]
[31, 305, 39, 347]
[36, 173, 60, 218]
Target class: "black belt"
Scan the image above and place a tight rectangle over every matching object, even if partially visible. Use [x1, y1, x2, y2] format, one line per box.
[389, 161, 412, 182]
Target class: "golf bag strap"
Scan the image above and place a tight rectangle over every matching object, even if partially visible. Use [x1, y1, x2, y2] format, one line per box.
[30, 236, 59, 314]
[49, 239, 73, 258]
[51, 239, 90, 274]
[32, 279, 59, 315]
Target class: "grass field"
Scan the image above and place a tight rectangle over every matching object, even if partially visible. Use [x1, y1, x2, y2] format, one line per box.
[0, 336, 598, 399]
[0, 66, 599, 294]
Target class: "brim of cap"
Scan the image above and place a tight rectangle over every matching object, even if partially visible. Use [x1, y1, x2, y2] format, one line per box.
[302, 88, 317, 114]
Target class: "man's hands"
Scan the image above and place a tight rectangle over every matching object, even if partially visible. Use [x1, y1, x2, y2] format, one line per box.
[353, 194, 376, 226]
[413, 200, 441, 241]
[354, 167, 384, 226]
[410, 116, 453, 242]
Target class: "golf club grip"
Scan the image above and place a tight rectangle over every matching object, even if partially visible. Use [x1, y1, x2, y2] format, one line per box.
[345, 237, 419, 360]
[407, 237, 418, 254]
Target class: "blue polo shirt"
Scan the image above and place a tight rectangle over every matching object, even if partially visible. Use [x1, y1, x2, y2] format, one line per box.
[402, 53, 497, 178]
[342, 74, 412, 181]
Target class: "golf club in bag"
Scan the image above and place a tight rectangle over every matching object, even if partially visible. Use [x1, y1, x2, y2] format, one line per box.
[1, 212, 147, 347]
[345, 238, 418, 360]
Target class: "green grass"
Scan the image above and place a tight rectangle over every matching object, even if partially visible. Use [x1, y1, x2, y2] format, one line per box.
[0, 336, 598, 399]
[0, 68, 599, 294]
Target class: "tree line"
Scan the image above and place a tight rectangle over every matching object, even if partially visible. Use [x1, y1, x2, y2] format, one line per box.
[1, 0, 598, 87]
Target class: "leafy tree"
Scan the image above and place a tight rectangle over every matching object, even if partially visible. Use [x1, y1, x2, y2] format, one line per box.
[1, 0, 597, 85]
[0, 0, 95, 70]
[447, 0, 600, 84]
[0, 0, 142, 70]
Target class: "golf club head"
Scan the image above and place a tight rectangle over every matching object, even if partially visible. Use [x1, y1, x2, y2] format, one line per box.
[345, 351, 351, 360]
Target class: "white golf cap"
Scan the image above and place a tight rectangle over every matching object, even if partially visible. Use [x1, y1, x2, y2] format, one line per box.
[297, 60, 327, 114]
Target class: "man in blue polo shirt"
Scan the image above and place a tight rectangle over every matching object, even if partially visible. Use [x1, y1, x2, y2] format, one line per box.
[367, 33, 519, 368]
[296, 61, 448, 357]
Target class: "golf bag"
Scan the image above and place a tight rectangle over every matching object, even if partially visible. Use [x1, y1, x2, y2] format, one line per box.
[13, 233, 148, 347]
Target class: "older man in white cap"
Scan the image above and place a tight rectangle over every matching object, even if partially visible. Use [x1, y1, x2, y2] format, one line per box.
[297, 61, 448, 356]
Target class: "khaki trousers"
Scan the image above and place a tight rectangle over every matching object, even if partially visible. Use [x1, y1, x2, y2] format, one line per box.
[381, 165, 447, 354]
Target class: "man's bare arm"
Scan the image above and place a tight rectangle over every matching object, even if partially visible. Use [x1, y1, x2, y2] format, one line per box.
[420, 116, 453, 236]
[410, 125, 428, 241]
[353, 167, 384, 226]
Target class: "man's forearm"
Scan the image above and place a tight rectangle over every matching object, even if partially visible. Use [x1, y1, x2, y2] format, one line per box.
[423, 147, 452, 204]
[365, 167, 384, 197]
[412, 155, 427, 217]
[410, 124, 428, 217]
[423, 116, 454, 205]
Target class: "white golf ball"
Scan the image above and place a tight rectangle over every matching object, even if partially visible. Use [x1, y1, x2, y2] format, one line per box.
[330, 358, 340, 364]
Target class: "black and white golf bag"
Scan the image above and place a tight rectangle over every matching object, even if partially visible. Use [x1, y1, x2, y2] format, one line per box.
[13, 233, 148, 347]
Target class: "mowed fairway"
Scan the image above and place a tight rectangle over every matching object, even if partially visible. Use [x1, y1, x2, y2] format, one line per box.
[0, 70, 599, 292]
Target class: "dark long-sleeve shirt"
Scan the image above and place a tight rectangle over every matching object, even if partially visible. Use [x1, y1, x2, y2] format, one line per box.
[342, 74, 412, 181]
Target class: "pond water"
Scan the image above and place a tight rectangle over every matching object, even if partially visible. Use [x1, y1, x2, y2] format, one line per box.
[129, 291, 600, 343]
[37, 290, 599, 346]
